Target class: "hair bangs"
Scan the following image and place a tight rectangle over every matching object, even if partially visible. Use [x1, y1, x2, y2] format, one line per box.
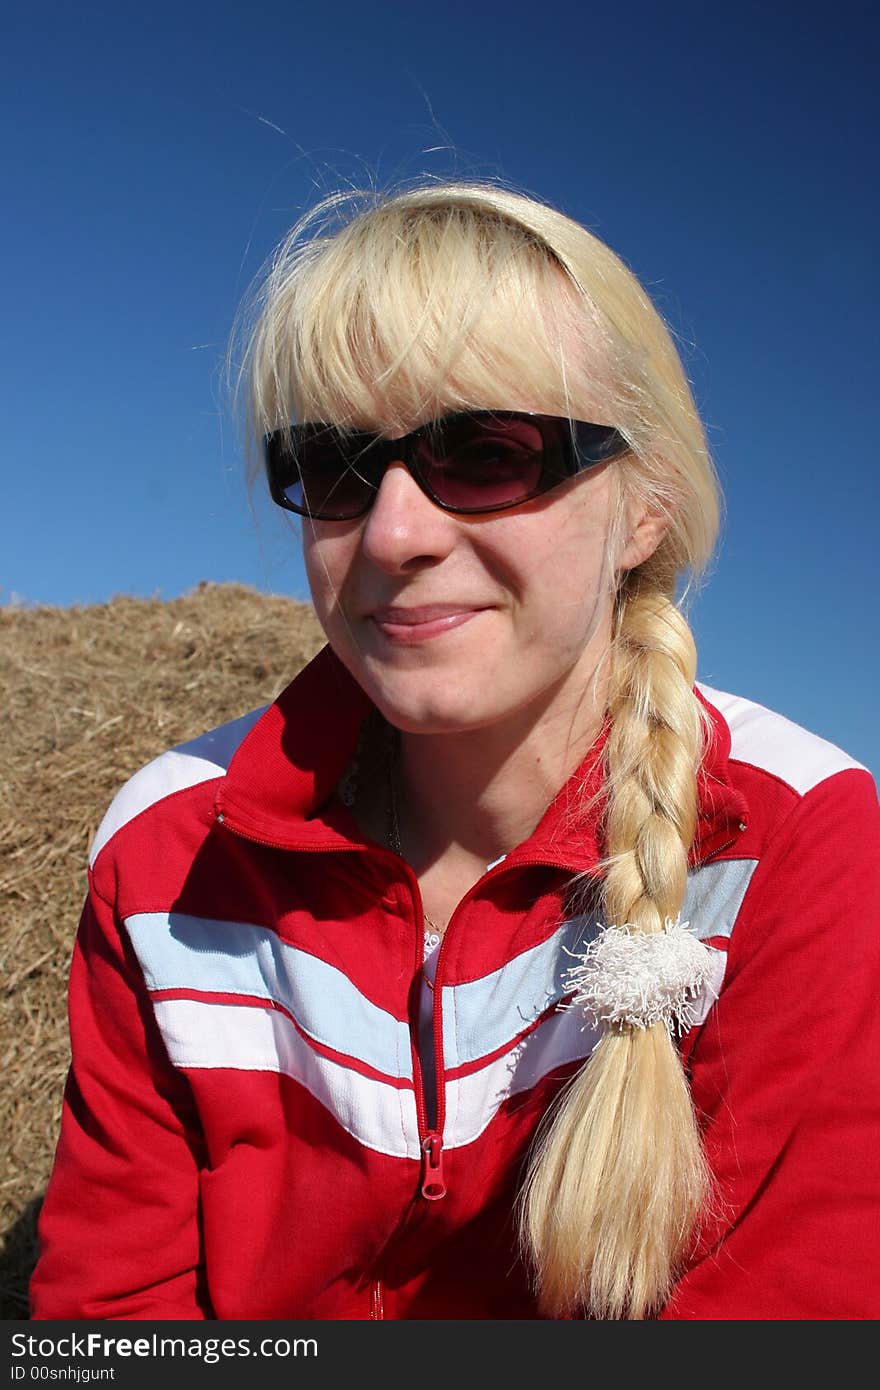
[244, 198, 607, 442]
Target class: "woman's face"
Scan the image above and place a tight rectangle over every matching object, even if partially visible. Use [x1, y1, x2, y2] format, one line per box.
[302, 395, 659, 742]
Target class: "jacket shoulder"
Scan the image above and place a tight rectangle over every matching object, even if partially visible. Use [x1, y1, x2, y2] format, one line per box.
[697, 681, 869, 796]
[89, 706, 267, 868]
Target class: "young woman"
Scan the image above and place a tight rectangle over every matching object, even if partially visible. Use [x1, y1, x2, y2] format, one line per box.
[30, 182, 880, 1320]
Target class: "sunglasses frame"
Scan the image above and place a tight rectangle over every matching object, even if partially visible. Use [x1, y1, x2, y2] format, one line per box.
[263, 410, 629, 521]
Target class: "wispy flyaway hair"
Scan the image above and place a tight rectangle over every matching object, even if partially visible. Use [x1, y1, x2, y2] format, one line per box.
[235, 179, 723, 1317]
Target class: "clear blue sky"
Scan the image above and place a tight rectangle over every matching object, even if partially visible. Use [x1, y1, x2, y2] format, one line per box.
[3, 0, 878, 774]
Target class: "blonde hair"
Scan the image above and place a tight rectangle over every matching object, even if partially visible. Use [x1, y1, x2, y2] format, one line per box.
[236, 179, 722, 1319]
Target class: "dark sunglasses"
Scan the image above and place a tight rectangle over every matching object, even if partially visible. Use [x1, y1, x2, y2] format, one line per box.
[263, 410, 628, 521]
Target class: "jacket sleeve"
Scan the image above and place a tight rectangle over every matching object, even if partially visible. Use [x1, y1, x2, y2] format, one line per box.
[662, 766, 880, 1320]
[30, 877, 211, 1319]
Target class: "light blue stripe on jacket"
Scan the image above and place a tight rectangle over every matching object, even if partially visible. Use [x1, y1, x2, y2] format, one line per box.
[125, 912, 414, 1081]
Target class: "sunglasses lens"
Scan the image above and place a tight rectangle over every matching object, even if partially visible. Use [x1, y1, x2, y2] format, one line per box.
[274, 431, 378, 519]
[415, 415, 551, 510]
[268, 414, 621, 519]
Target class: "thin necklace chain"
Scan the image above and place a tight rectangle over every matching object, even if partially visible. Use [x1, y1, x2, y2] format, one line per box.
[386, 727, 445, 955]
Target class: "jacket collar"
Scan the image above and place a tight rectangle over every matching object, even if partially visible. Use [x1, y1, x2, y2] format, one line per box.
[214, 645, 748, 870]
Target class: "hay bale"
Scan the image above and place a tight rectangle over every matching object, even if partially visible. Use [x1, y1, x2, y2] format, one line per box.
[0, 583, 324, 1316]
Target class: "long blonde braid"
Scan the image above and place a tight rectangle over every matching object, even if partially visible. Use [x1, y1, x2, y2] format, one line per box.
[521, 579, 712, 1320]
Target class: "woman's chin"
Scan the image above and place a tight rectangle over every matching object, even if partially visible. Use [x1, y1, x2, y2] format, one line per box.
[363, 677, 501, 737]
[375, 699, 492, 737]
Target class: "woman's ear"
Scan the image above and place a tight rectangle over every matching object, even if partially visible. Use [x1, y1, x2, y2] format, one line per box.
[617, 498, 671, 572]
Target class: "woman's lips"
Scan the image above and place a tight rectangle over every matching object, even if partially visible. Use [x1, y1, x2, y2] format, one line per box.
[369, 605, 487, 644]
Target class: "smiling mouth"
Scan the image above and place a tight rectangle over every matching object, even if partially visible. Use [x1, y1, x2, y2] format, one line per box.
[368, 605, 488, 643]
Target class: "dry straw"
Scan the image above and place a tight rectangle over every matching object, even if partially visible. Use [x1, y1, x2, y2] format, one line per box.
[0, 584, 324, 1316]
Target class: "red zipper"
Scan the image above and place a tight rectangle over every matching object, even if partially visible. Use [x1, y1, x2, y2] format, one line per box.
[420, 1131, 446, 1200]
[411, 852, 578, 1190]
[218, 806, 459, 1202]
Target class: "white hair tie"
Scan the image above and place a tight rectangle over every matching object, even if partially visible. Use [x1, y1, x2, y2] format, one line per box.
[565, 916, 718, 1034]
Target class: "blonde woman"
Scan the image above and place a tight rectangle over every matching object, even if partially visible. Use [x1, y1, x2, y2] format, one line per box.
[31, 182, 880, 1320]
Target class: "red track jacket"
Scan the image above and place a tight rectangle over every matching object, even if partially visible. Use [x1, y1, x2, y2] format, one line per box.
[30, 647, 880, 1319]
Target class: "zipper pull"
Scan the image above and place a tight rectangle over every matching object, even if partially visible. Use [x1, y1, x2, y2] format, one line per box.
[420, 1131, 447, 1201]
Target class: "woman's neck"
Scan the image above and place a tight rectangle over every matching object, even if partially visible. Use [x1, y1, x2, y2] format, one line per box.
[393, 658, 609, 879]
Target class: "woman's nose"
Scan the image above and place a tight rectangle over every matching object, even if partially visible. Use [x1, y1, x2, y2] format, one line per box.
[359, 461, 459, 572]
